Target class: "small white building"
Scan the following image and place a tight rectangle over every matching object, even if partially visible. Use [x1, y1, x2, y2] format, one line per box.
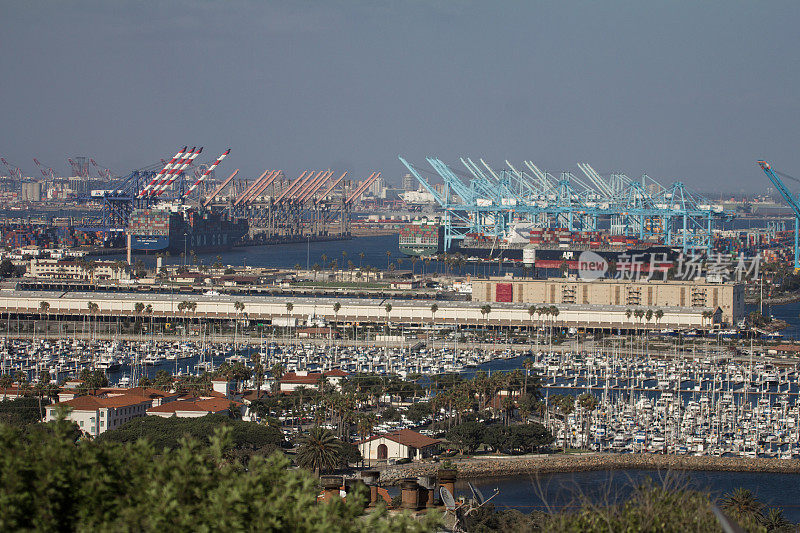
[357, 429, 440, 463]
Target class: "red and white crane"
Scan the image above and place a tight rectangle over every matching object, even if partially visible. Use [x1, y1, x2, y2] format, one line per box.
[1, 158, 23, 179]
[183, 148, 230, 197]
[151, 146, 203, 196]
[139, 146, 187, 197]
[33, 158, 56, 179]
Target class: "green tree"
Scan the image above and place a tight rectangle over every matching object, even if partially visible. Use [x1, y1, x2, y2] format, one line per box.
[296, 426, 342, 477]
[720, 488, 764, 527]
[446, 420, 485, 454]
[0, 421, 440, 531]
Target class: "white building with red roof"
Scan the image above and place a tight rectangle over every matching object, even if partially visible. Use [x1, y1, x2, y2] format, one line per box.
[356, 429, 440, 463]
[44, 387, 180, 436]
[147, 394, 244, 418]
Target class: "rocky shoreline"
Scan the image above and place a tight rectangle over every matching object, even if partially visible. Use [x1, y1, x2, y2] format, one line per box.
[378, 453, 800, 485]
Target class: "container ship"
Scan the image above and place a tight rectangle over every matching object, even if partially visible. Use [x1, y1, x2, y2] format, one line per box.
[127, 206, 248, 253]
[399, 222, 680, 271]
[398, 222, 445, 257]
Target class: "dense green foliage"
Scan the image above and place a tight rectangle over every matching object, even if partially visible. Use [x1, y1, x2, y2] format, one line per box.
[0, 420, 440, 532]
[296, 426, 344, 476]
[0, 396, 43, 427]
[446, 421, 553, 454]
[97, 414, 283, 460]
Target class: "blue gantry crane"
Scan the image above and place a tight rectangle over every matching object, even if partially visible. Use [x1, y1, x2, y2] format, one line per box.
[758, 160, 800, 272]
[400, 155, 728, 254]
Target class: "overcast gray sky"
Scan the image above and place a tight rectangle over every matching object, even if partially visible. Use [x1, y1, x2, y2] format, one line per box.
[2, 1, 799, 195]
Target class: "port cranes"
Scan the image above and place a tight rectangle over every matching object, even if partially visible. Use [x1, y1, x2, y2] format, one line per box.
[400, 156, 728, 253]
[758, 160, 800, 272]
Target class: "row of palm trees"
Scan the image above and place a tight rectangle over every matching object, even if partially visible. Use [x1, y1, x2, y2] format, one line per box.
[624, 307, 666, 327]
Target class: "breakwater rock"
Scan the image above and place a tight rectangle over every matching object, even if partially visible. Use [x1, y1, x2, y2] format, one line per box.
[378, 453, 800, 485]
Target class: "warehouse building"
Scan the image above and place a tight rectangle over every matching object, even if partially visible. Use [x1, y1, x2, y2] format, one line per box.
[471, 277, 745, 325]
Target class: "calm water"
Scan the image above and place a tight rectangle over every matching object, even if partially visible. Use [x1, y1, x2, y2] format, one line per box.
[99, 233, 528, 277]
[458, 469, 800, 521]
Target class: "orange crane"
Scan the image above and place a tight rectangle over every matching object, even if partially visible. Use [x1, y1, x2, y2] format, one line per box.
[202, 169, 238, 207]
[232, 170, 271, 207]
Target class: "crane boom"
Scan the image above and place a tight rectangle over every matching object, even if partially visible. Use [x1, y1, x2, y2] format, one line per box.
[184, 148, 230, 197]
[315, 171, 347, 204]
[202, 169, 238, 207]
[274, 172, 308, 203]
[346, 172, 380, 204]
[759, 160, 800, 272]
[233, 170, 271, 206]
[140, 147, 187, 197]
[297, 170, 333, 204]
[246, 170, 282, 204]
[152, 147, 203, 196]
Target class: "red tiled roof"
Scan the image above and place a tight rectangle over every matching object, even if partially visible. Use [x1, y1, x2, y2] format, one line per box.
[54, 392, 156, 410]
[281, 370, 349, 384]
[281, 372, 323, 384]
[775, 344, 800, 352]
[356, 429, 440, 449]
[147, 396, 241, 414]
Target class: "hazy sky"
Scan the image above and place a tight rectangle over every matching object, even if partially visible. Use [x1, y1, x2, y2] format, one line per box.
[2, 1, 799, 194]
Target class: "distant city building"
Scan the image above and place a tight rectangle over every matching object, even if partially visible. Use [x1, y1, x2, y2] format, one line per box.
[402, 173, 415, 191]
[367, 176, 386, 198]
[20, 181, 42, 202]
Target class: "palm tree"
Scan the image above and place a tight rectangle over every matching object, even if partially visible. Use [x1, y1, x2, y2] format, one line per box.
[320, 253, 328, 272]
[332, 301, 341, 323]
[384, 303, 392, 333]
[385, 250, 391, 270]
[522, 357, 533, 395]
[87, 301, 99, 337]
[578, 393, 599, 448]
[720, 488, 764, 525]
[270, 362, 285, 393]
[429, 303, 438, 350]
[654, 308, 664, 326]
[528, 305, 537, 337]
[410, 256, 418, 276]
[760, 507, 791, 532]
[233, 301, 245, 352]
[296, 426, 342, 477]
[358, 251, 365, 270]
[480, 304, 492, 342]
[38, 301, 50, 336]
[285, 302, 294, 341]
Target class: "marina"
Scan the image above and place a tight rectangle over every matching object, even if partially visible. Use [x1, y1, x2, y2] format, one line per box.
[7, 324, 800, 461]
